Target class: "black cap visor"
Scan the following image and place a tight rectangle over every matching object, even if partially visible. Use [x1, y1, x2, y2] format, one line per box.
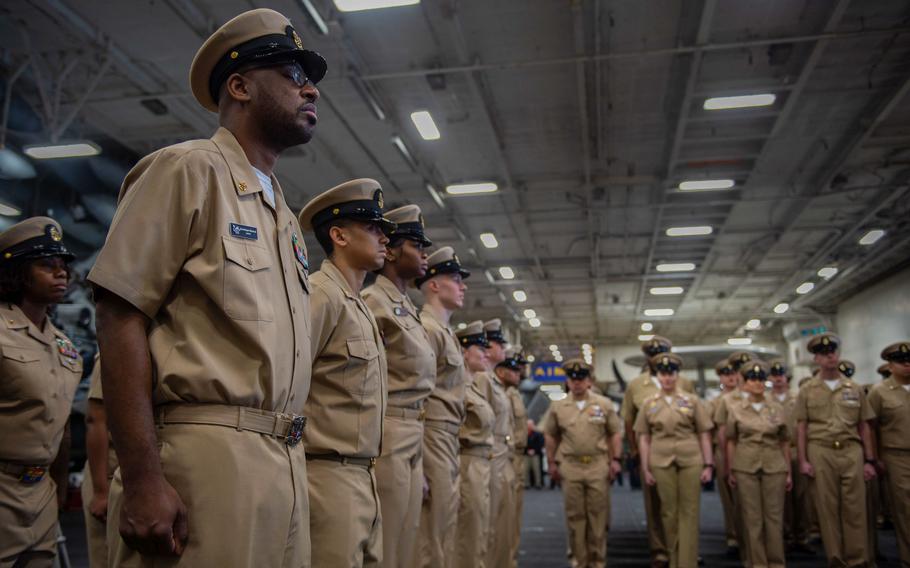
[460, 334, 489, 349]
[2, 236, 74, 264]
[415, 260, 471, 287]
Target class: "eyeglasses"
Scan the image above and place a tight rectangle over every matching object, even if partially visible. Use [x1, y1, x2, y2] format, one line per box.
[248, 61, 311, 89]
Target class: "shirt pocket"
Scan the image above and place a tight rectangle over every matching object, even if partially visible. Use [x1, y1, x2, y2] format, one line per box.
[835, 399, 861, 425]
[1, 345, 45, 399]
[222, 236, 274, 321]
[345, 338, 380, 395]
[807, 398, 831, 421]
[57, 352, 83, 376]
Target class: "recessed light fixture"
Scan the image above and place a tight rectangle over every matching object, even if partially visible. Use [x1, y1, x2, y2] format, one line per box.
[638, 334, 655, 341]
[704, 93, 776, 110]
[582, 343, 592, 351]
[498, 266, 515, 280]
[656, 262, 696, 272]
[650, 286, 685, 295]
[773, 302, 789, 314]
[512, 290, 527, 303]
[479, 232, 499, 248]
[554, 355, 563, 362]
[445, 182, 498, 196]
[817, 267, 838, 280]
[641, 322, 653, 331]
[523, 309, 537, 319]
[334, 0, 419, 11]
[666, 226, 713, 237]
[727, 337, 753, 346]
[644, 308, 674, 317]
[527, 355, 535, 362]
[795, 282, 815, 295]
[529, 318, 541, 328]
[457, 322, 467, 330]
[858, 229, 885, 246]
[746, 319, 761, 330]
[410, 110, 441, 140]
[549, 344, 559, 351]
[678, 179, 735, 191]
[24, 141, 101, 160]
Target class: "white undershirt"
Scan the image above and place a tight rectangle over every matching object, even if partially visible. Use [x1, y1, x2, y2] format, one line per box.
[575, 400, 587, 411]
[651, 376, 660, 389]
[751, 402, 765, 412]
[664, 396, 674, 405]
[252, 167, 276, 208]
[824, 379, 840, 391]
[903, 384, 910, 393]
[774, 393, 787, 403]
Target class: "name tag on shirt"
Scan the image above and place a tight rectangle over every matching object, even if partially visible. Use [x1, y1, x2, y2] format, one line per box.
[229, 223, 258, 240]
[394, 306, 407, 317]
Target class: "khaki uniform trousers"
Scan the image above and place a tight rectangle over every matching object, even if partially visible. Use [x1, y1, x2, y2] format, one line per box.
[510, 452, 525, 567]
[715, 445, 740, 548]
[735, 471, 787, 568]
[375, 414, 424, 568]
[416, 424, 460, 568]
[455, 452, 491, 568]
[882, 450, 910, 566]
[785, 455, 812, 545]
[652, 463, 702, 568]
[80, 467, 108, 568]
[866, 476, 880, 567]
[642, 471, 669, 562]
[807, 442, 867, 567]
[486, 451, 517, 568]
[308, 458, 382, 567]
[108, 423, 310, 568]
[0, 473, 58, 568]
[561, 457, 611, 568]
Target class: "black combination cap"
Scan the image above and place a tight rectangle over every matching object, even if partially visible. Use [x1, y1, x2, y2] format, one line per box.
[0, 217, 74, 264]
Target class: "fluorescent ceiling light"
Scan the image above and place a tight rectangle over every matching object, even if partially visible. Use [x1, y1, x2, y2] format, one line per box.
[638, 334, 655, 341]
[640, 322, 653, 331]
[656, 262, 695, 272]
[666, 226, 713, 237]
[704, 93, 776, 110]
[24, 141, 101, 160]
[644, 308, 674, 317]
[727, 337, 753, 346]
[334, 0, 419, 11]
[678, 179, 735, 191]
[445, 182, 498, 196]
[554, 355, 563, 362]
[512, 290, 527, 303]
[817, 267, 838, 280]
[858, 229, 885, 246]
[582, 343, 592, 351]
[479, 232, 498, 248]
[746, 319, 761, 330]
[424, 184, 445, 210]
[457, 322, 467, 330]
[549, 344, 559, 351]
[498, 266, 515, 280]
[548, 392, 567, 401]
[529, 318, 541, 328]
[650, 286, 685, 295]
[526, 355, 535, 362]
[410, 110, 441, 140]
[773, 302, 790, 314]
[795, 282, 815, 295]
[523, 309, 537, 319]
[0, 201, 21, 217]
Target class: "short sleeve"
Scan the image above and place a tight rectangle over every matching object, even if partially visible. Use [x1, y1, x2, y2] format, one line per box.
[694, 400, 713, 433]
[858, 389, 876, 422]
[713, 397, 728, 425]
[543, 407, 559, 437]
[309, 281, 338, 357]
[867, 387, 882, 418]
[794, 387, 809, 422]
[606, 406, 622, 435]
[633, 403, 651, 435]
[724, 412, 737, 440]
[620, 389, 634, 421]
[87, 355, 103, 401]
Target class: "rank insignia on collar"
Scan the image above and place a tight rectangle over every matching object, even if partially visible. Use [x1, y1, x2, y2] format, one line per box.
[291, 233, 308, 272]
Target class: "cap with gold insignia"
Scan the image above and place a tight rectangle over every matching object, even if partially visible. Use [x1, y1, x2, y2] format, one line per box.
[456, 320, 489, 349]
[881, 341, 910, 363]
[385, 205, 432, 248]
[190, 8, 327, 112]
[714, 359, 735, 376]
[651, 353, 683, 373]
[0, 217, 74, 264]
[642, 335, 672, 357]
[769, 359, 788, 377]
[877, 363, 892, 379]
[742, 359, 770, 381]
[838, 360, 856, 378]
[728, 351, 754, 372]
[298, 178, 395, 234]
[484, 319, 506, 345]
[497, 344, 528, 371]
[807, 332, 840, 355]
[415, 246, 470, 288]
[562, 359, 592, 380]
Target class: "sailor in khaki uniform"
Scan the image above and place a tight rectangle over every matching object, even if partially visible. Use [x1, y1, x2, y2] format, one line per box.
[454, 322, 494, 568]
[620, 336, 693, 566]
[635, 354, 714, 568]
[502, 345, 529, 567]
[362, 205, 434, 568]
[545, 359, 622, 568]
[725, 360, 791, 568]
[299, 179, 393, 567]
[89, 9, 322, 566]
[869, 341, 910, 566]
[0, 217, 82, 568]
[81, 355, 118, 568]
[414, 247, 470, 568]
[796, 333, 877, 567]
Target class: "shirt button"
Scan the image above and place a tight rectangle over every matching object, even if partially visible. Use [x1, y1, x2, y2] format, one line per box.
[296, 350, 300, 357]
[50, 369, 56, 375]
[48, 416, 55, 423]
[290, 394, 296, 401]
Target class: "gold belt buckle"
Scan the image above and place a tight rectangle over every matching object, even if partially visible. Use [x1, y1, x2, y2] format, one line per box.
[418, 409, 426, 421]
[833, 440, 842, 449]
[580, 455, 592, 464]
[487, 451, 494, 460]
[370, 457, 377, 468]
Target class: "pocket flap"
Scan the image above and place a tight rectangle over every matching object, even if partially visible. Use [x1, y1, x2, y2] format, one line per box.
[2, 345, 42, 363]
[223, 236, 273, 272]
[445, 351, 462, 367]
[347, 338, 379, 360]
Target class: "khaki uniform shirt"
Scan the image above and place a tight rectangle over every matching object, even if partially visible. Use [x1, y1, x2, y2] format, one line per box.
[86, 357, 118, 477]
[868, 378, 910, 451]
[0, 304, 82, 464]
[634, 391, 713, 468]
[476, 372, 514, 457]
[507, 387, 528, 452]
[459, 374, 494, 450]
[795, 375, 875, 445]
[712, 389, 748, 427]
[773, 390, 798, 448]
[305, 260, 387, 458]
[620, 371, 695, 423]
[420, 307, 466, 426]
[88, 127, 311, 413]
[362, 275, 435, 409]
[544, 392, 621, 462]
[725, 398, 789, 474]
